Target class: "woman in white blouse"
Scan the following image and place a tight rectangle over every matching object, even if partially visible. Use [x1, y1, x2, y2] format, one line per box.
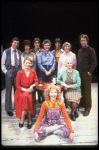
[58, 42, 77, 75]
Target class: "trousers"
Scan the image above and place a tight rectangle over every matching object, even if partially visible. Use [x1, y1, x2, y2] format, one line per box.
[5, 66, 19, 112]
[40, 65, 54, 82]
[79, 72, 92, 111]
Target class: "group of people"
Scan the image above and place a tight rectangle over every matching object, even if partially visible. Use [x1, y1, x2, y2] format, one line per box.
[1, 34, 97, 143]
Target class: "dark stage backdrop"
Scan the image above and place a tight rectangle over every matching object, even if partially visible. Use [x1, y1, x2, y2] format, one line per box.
[1, 2, 98, 81]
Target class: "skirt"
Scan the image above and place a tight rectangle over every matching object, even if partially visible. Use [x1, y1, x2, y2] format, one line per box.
[65, 89, 82, 104]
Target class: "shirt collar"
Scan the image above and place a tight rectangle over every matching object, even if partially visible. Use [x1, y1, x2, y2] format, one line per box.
[11, 47, 18, 52]
[82, 45, 89, 49]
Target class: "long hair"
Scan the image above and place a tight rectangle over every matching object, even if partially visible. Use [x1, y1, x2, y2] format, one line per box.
[43, 84, 61, 101]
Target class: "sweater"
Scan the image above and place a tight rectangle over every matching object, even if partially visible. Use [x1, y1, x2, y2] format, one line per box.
[57, 69, 81, 92]
[34, 100, 74, 133]
[78, 46, 97, 73]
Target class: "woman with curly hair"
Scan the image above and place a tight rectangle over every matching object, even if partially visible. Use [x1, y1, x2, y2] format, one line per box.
[34, 84, 74, 142]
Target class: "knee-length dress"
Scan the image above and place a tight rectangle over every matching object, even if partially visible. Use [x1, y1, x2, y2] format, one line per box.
[14, 69, 38, 117]
[34, 100, 74, 138]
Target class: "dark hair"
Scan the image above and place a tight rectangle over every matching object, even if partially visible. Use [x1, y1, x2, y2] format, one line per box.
[11, 37, 20, 43]
[42, 39, 51, 48]
[79, 34, 89, 42]
[55, 38, 61, 44]
[33, 38, 40, 44]
[23, 40, 31, 47]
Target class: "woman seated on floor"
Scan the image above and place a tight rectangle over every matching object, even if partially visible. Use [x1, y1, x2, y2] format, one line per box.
[57, 58, 82, 121]
[14, 57, 38, 129]
[34, 84, 74, 142]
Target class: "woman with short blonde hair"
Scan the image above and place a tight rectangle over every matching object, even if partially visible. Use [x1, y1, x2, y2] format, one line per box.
[57, 58, 82, 121]
[14, 57, 38, 129]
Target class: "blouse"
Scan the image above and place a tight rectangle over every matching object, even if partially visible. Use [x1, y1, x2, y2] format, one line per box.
[37, 50, 56, 73]
[34, 100, 74, 133]
[52, 48, 64, 63]
[58, 51, 77, 75]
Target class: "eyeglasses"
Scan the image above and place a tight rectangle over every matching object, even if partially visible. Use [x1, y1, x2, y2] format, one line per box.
[44, 45, 50, 47]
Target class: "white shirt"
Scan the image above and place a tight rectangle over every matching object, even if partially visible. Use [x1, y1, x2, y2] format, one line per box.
[1, 47, 19, 74]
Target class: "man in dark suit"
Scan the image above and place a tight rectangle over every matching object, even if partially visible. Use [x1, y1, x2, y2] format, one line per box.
[1, 37, 22, 116]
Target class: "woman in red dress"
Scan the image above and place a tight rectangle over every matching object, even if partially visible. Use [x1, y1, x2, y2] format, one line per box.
[14, 57, 38, 129]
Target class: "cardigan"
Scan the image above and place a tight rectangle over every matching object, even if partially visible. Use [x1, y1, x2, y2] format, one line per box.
[57, 69, 81, 92]
[34, 100, 74, 133]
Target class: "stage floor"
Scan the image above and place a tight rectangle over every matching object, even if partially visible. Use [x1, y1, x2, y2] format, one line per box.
[1, 83, 98, 147]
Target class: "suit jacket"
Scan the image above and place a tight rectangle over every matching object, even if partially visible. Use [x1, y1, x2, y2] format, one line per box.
[5, 48, 22, 71]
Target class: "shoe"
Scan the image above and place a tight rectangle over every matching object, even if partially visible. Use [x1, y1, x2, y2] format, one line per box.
[71, 114, 76, 121]
[19, 123, 24, 128]
[27, 124, 32, 129]
[7, 111, 13, 116]
[83, 111, 90, 116]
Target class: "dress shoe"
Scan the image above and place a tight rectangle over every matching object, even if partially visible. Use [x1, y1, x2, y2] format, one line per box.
[19, 123, 24, 128]
[27, 124, 32, 129]
[7, 111, 13, 116]
[83, 111, 90, 116]
[71, 114, 76, 121]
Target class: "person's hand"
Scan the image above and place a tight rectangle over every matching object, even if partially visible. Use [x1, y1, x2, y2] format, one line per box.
[69, 133, 74, 143]
[45, 71, 51, 76]
[34, 132, 39, 142]
[26, 88, 33, 93]
[62, 83, 68, 89]
[88, 72, 91, 75]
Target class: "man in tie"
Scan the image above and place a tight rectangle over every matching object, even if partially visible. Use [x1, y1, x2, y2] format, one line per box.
[1, 37, 22, 116]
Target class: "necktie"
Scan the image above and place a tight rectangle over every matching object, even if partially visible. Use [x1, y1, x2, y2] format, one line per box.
[13, 50, 18, 68]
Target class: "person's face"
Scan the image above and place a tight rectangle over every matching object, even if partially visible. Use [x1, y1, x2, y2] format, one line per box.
[80, 37, 88, 47]
[24, 45, 30, 52]
[34, 41, 40, 49]
[55, 42, 61, 49]
[44, 43, 50, 52]
[64, 44, 71, 53]
[66, 59, 73, 69]
[24, 60, 32, 69]
[11, 40, 19, 50]
[50, 88, 57, 102]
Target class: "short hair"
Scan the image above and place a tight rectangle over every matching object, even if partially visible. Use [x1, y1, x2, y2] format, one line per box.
[79, 34, 89, 42]
[24, 57, 32, 63]
[42, 39, 52, 48]
[23, 40, 31, 47]
[62, 42, 71, 50]
[65, 58, 73, 65]
[33, 38, 40, 44]
[11, 37, 20, 43]
[43, 84, 61, 101]
[55, 38, 61, 44]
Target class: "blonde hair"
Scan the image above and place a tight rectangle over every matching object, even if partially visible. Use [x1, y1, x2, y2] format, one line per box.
[43, 84, 61, 101]
[65, 58, 73, 67]
[62, 42, 71, 50]
[24, 57, 32, 63]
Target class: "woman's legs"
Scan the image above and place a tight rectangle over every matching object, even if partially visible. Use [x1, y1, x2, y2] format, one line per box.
[67, 102, 77, 115]
[71, 102, 77, 115]
[28, 112, 32, 124]
[45, 124, 65, 136]
[67, 101, 77, 121]
[20, 110, 26, 124]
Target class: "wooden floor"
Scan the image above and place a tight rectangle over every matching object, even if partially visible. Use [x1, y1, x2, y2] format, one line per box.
[1, 83, 98, 147]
